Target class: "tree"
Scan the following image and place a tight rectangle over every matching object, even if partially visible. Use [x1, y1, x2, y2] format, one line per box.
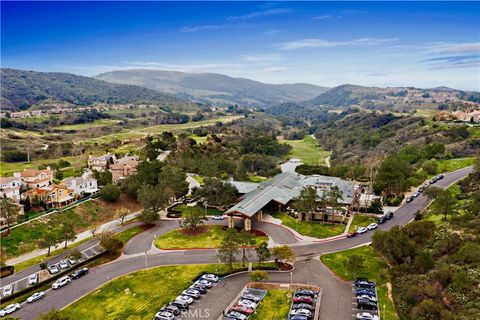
[54, 170, 64, 181]
[255, 242, 271, 267]
[327, 186, 344, 216]
[374, 155, 412, 195]
[422, 159, 438, 175]
[434, 189, 457, 221]
[238, 230, 255, 267]
[0, 197, 19, 235]
[195, 178, 238, 207]
[93, 170, 112, 186]
[372, 226, 416, 265]
[97, 231, 123, 255]
[414, 250, 435, 273]
[424, 186, 443, 199]
[249, 270, 268, 282]
[37, 228, 61, 256]
[344, 253, 364, 277]
[116, 208, 130, 225]
[272, 245, 296, 265]
[100, 184, 121, 202]
[181, 206, 204, 231]
[216, 228, 239, 271]
[294, 186, 317, 221]
[138, 184, 172, 214]
[69, 249, 83, 261]
[39, 262, 48, 271]
[158, 165, 188, 200]
[138, 208, 159, 225]
[59, 220, 76, 249]
[37, 308, 72, 320]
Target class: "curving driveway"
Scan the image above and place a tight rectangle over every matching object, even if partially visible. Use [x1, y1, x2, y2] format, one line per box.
[9, 166, 473, 320]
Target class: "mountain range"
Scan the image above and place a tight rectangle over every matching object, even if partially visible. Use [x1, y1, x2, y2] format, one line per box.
[95, 69, 329, 107]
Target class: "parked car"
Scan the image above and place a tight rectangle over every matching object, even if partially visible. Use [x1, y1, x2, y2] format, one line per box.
[27, 291, 45, 303]
[28, 273, 39, 285]
[290, 308, 312, 318]
[0, 303, 20, 317]
[292, 303, 314, 311]
[354, 279, 376, 288]
[385, 211, 394, 219]
[356, 312, 379, 320]
[356, 288, 376, 296]
[175, 295, 193, 304]
[293, 295, 313, 304]
[346, 231, 357, 238]
[2, 285, 13, 297]
[238, 299, 257, 309]
[357, 299, 378, 310]
[194, 279, 212, 288]
[412, 192, 420, 198]
[160, 304, 180, 316]
[154, 311, 175, 320]
[59, 260, 69, 270]
[48, 265, 59, 274]
[367, 223, 378, 230]
[242, 293, 261, 302]
[295, 289, 316, 297]
[182, 289, 201, 299]
[52, 276, 71, 289]
[377, 216, 386, 224]
[437, 174, 444, 180]
[405, 196, 414, 203]
[189, 284, 208, 294]
[357, 294, 378, 302]
[71, 267, 89, 279]
[68, 257, 78, 265]
[226, 311, 248, 320]
[356, 227, 368, 234]
[201, 274, 219, 282]
[289, 316, 309, 320]
[231, 304, 254, 315]
[170, 300, 189, 310]
[211, 216, 225, 220]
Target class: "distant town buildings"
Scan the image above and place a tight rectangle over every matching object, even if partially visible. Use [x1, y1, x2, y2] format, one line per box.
[453, 109, 480, 123]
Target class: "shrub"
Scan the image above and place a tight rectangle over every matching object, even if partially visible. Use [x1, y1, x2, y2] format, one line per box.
[100, 184, 121, 202]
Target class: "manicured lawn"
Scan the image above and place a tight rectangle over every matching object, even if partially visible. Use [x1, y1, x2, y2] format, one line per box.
[436, 157, 475, 174]
[321, 246, 398, 320]
[271, 212, 345, 239]
[172, 204, 224, 216]
[248, 175, 268, 182]
[154, 225, 267, 249]
[0, 155, 84, 177]
[117, 225, 148, 244]
[279, 135, 331, 166]
[54, 119, 122, 131]
[250, 289, 293, 320]
[348, 214, 378, 233]
[61, 263, 275, 319]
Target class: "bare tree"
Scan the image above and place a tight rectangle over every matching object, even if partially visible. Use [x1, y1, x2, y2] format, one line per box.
[0, 197, 20, 235]
[116, 208, 130, 225]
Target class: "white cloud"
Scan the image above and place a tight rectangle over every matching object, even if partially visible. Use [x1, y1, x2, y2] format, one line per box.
[312, 14, 342, 20]
[274, 37, 399, 50]
[426, 42, 480, 55]
[241, 53, 282, 63]
[262, 67, 290, 73]
[228, 8, 291, 21]
[179, 25, 225, 33]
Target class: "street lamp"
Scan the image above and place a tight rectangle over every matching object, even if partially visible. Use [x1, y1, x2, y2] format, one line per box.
[290, 272, 293, 285]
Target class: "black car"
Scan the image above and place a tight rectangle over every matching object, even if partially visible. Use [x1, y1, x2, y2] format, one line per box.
[385, 211, 394, 219]
[190, 284, 208, 294]
[160, 304, 180, 316]
[356, 288, 376, 296]
[292, 303, 314, 311]
[70, 267, 89, 279]
[357, 299, 378, 310]
[377, 216, 386, 224]
[353, 279, 376, 288]
[289, 315, 309, 320]
[295, 289, 316, 297]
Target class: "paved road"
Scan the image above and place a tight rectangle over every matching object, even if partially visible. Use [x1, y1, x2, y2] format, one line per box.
[9, 167, 473, 319]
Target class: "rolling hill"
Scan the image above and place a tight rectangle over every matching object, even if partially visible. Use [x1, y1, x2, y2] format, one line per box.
[95, 69, 329, 107]
[0, 68, 193, 111]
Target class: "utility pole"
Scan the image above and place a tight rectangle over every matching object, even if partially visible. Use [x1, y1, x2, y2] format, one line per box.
[27, 139, 30, 162]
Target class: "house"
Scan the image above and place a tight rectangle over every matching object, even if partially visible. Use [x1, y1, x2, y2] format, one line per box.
[22, 184, 75, 208]
[88, 154, 116, 172]
[0, 176, 23, 203]
[110, 155, 139, 182]
[14, 167, 53, 189]
[226, 172, 359, 230]
[62, 171, 99, 198]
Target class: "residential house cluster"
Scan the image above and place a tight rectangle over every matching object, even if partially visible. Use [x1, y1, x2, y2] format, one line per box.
[453, 109, 480, 123]
[88, 154, 139, 183]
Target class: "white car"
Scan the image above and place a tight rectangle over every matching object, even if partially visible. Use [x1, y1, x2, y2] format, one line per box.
[357, 227, 368, 234]
[290, 308, 312, 317]
[68, 257, 78, 265]
[59, 260, 69, 270]
[201, 274, 219, 282]
[27, 291, 45, 303]
[211, 215, 225, 220]
[194, 279, 212, 288]
[154, 311, 175, 320]
[238, 299, 257, 309]
[48, 265, 59, 274]
[356, 312, 379, 320]
[2, 285, 13, 297]
[367, 223, 378, 230]
[0, 303, 20, 317]
[175, 295, 193, 304]
[28, 273, 39, 285]
[52, 276, 71, 289]
[357, 294, 378, 302]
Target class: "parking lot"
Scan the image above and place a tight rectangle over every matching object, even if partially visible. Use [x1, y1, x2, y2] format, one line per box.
[351, 279, 380, 320]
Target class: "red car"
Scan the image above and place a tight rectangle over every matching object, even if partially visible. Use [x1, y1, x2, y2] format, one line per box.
[346, 232, 357, 238]
[231, 304, 254, 315]
[293, 296, 313, 304]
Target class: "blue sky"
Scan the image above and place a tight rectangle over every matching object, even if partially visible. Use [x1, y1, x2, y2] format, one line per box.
[2, 1, 479, 90]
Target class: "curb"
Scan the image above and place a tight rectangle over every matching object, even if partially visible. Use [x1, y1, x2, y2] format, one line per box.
[259, 220, 304, 241]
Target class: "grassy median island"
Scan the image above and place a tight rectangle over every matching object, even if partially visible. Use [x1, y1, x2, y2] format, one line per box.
[321, 246, 398, 320]
[250, 289, 293, 320]
[154, 225, 267, 249]
[271, 212, 345, 239]
[61, 263, 277, 320]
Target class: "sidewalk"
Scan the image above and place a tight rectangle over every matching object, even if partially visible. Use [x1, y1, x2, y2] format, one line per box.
[6, 211, 140, 266]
